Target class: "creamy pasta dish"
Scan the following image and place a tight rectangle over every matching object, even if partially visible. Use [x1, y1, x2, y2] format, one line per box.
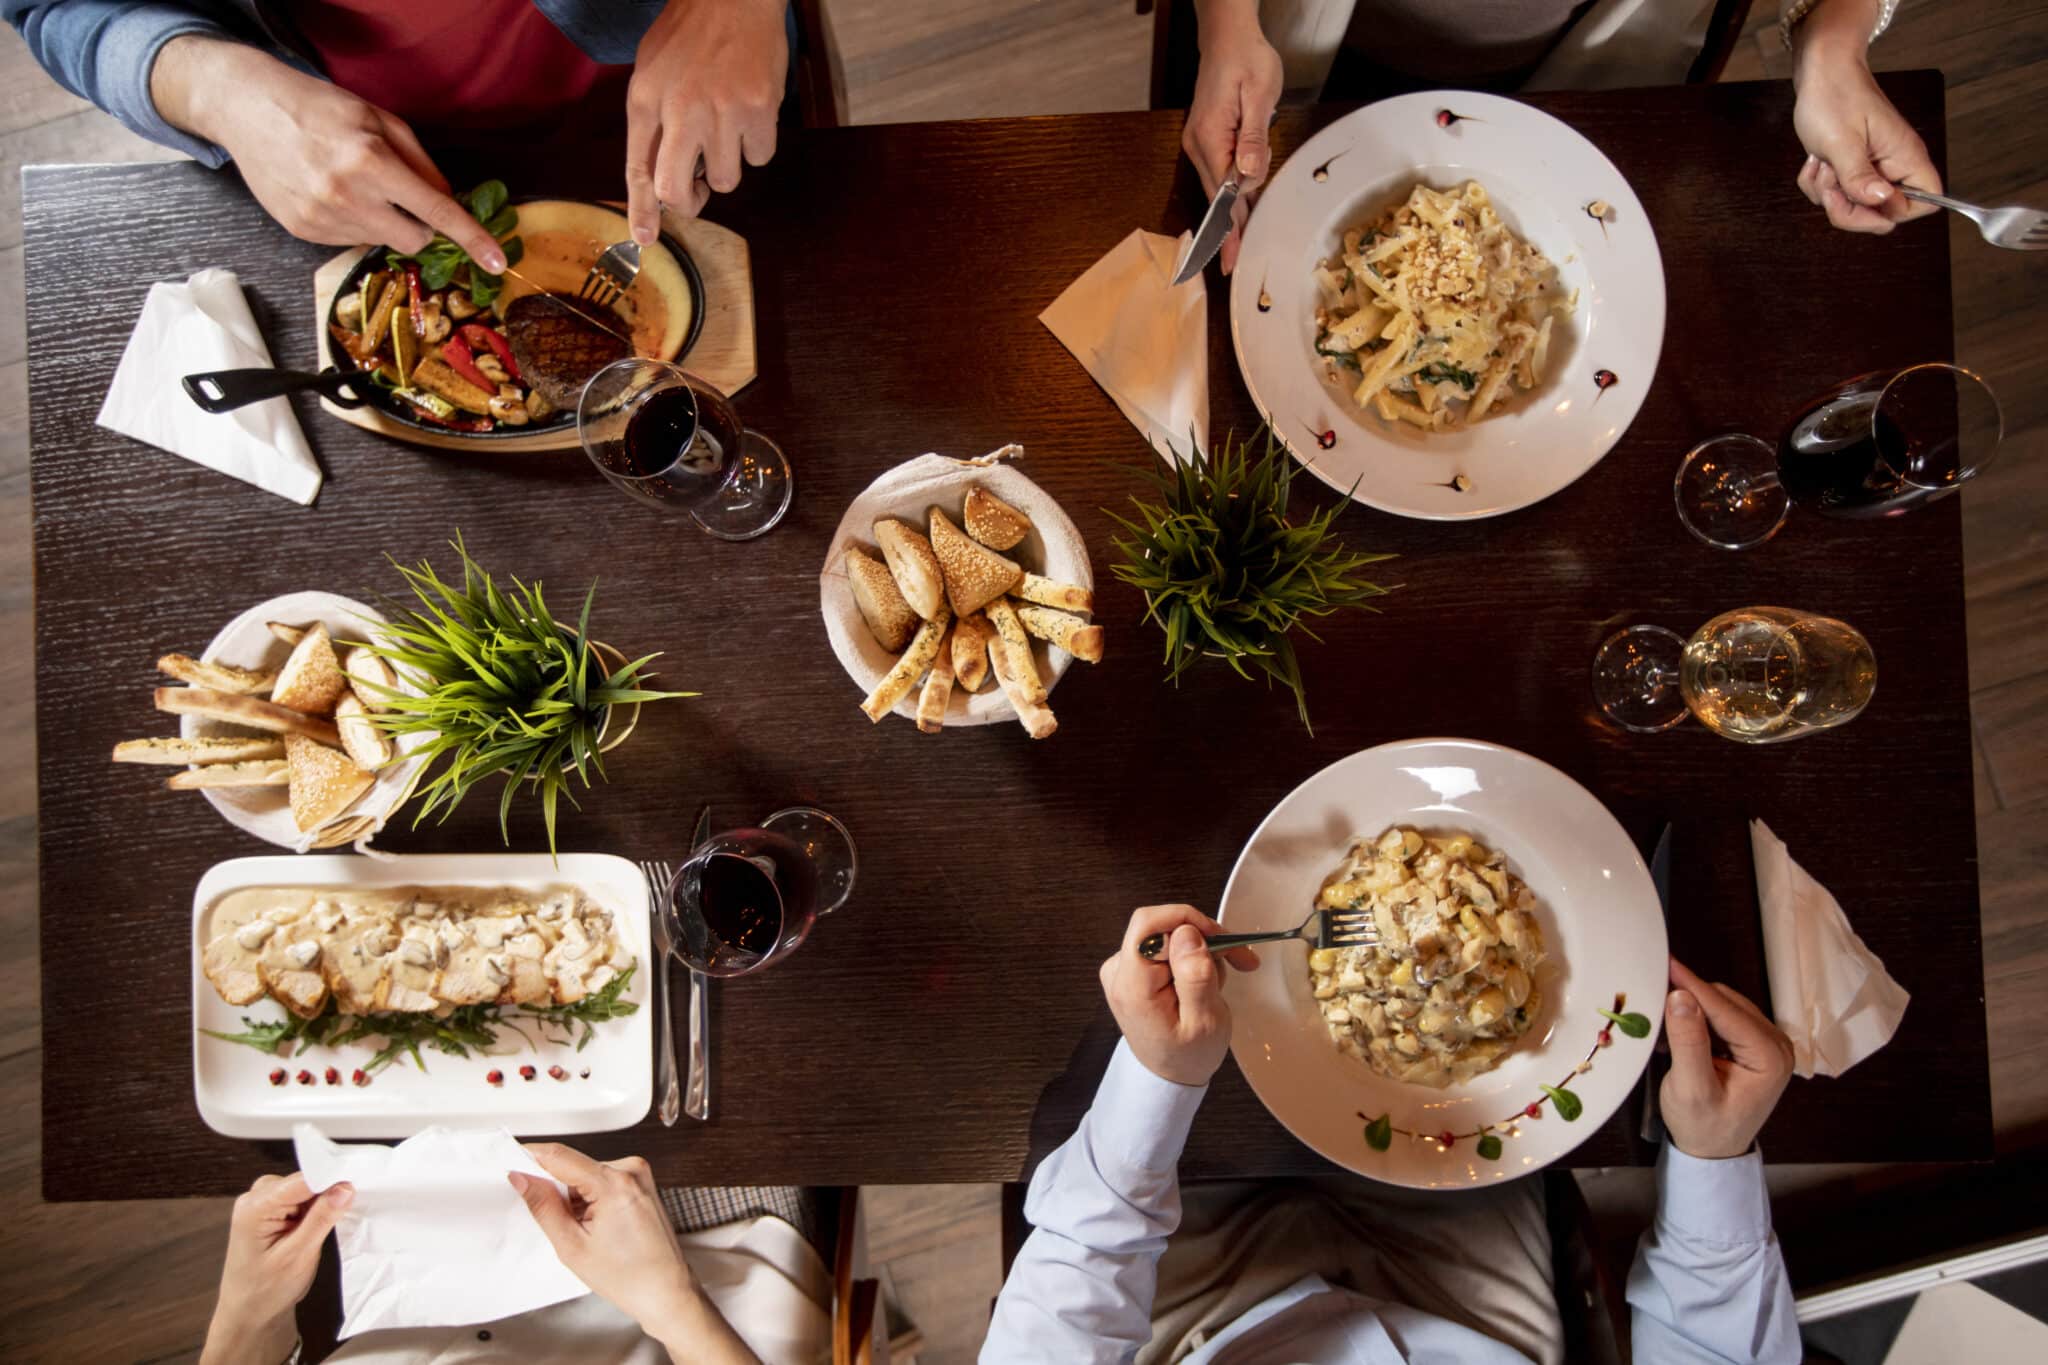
[1313, 181, 1570, 431]
[1308, 826, 1547, 1087]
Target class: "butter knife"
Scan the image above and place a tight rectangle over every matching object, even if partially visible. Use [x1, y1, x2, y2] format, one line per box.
[1172, 167, 1243, 286]
[1638, 822, 1673, 1145]
[685, 805, 713, 1121]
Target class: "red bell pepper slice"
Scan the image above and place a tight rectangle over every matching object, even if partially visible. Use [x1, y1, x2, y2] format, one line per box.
[402, 261, 426, 337]
[438, 337, 497, 395]
[459, 323, 523, 384]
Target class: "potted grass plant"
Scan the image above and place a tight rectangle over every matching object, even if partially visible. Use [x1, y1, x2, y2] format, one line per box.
[365, 535, 692, 855]
[1107, 427, 1395, 732]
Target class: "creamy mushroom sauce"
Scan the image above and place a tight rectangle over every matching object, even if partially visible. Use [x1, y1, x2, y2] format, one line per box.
[202, 885, 629, 1021]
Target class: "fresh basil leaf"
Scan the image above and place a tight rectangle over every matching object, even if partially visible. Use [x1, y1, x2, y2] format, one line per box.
[421, 253, 459, 291]
[466, 179, 509, 222]
[481, 206, 518, 239]
[1364, 1114, 1392, 1151]
[1540, 1083, 1584, 1121]
[1476, 1133, 1503, 1160]
[1599, 1009, 1652, 1039]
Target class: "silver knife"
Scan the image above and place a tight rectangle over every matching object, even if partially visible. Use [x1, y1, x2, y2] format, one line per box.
[685, 805, 713, 1121]
[1639, 823, 1673, 1144]
[1172, 167, 1243, 286]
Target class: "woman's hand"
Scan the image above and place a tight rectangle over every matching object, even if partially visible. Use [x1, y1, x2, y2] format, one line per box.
[625, 0, 789, 241]
[1180, 0, 1283, 274]
[513, 1144, 760, 1363]
[150, 36, 506, 266]
[1659, 958, 1796, 1160]
[199, 1173, 353, 1365]
[1101, 904, 1261, 1086]
[1791, 5, 1940, 234]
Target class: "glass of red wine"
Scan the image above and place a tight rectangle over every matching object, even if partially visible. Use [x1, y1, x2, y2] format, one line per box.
[663, 807, 857, 978]
[1673, 363, 2003, 550]
[576, 358, 793, 540]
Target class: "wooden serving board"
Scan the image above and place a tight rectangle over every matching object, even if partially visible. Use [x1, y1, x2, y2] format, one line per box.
[309, 207, 756, 453]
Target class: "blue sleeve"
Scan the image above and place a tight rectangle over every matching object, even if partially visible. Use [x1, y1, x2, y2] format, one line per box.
[981, 1040, 1207, 1364]
[1625, 1146, 1801, 1364]
[4, 1, 239, 165]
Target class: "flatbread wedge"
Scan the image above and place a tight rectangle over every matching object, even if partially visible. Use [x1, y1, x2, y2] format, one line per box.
[340, 646, 399, 712]
[155, 688, 342, 746]
[845, 545, 918, 652]
[113, 736, 285, 765]
[271, 622, 349, 715]
[283, 734, 374, 832]
[916, 626, 957, 734]
[156, 654, 276, 694]
[963, 485, 1032, 551]
[859, 608, 951, 722]
[335, 694, 393, 769]
[167, 760, 289, 790]
[951, 612, 993, 692]
[987, 636, 1057, 740]
[267, 621, 307, 646]
[928, 508, 1022, 617]
[873, 519, 947, 621]
[983, 598, 1046, 705]
[1014, 572, 1094, 614]
[1015, 604, 1105, 663]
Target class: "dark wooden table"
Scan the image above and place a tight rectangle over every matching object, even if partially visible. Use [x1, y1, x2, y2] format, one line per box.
[31, 74, 1987, 1201]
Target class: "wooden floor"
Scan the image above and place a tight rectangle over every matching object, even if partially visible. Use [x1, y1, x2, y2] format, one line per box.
[1, 1, 2041, 1360]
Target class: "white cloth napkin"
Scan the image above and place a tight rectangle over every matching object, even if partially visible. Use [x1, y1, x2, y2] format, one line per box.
[1751, 819, 1910, 1078]
[97, 268, 324, 505]
[1041, 229, 1209, 463]
[296, 1125, 590, 1338]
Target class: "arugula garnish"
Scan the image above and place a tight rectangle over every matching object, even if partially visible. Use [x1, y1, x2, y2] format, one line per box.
[525, 964, 642, 1051]
[1417, 362, 1479, 391]
[385, 180, 524, 306]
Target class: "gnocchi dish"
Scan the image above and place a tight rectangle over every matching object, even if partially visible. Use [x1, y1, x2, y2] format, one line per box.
[1313, 181, 1571, 431]
[1308, 826, 1547, 1087]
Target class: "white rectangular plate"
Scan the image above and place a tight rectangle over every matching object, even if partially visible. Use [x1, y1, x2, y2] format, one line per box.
[193, 853, 653, 1139]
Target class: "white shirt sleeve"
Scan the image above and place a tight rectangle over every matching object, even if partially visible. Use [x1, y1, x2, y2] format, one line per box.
[1625, 1145, 1801, 1364]
[980, 1039, 1208, 1365]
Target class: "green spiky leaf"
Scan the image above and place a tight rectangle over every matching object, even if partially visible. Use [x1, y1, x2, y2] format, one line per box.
[1364, 1114, 1393, 1151]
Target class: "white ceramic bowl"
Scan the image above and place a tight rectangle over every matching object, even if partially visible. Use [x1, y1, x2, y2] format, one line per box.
[1222, 739, 1666, 1190]
[820, 454, 1095, 727]
[1231, 90, 1666, 520]
[180, 591, 428, 851]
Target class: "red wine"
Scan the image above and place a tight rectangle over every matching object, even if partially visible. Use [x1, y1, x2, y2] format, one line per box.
[1777, 381, 1965, 519]
[697, 853, 784, 958]
[674, 831, 821, 974]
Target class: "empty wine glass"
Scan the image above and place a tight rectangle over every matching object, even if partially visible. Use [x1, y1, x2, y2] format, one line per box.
[1592, 607, 1876, 742]
[1674, 363, 2003, 550]
[663, 807, 856, 978]
[576, 358, 793, 540]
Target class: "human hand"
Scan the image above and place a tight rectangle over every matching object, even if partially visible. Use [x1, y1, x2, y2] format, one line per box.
[151, 37, 506, 267]
[1792, 26, 1940, 234]
[512, 1145, 758, 1362]
[1180, 0, 1283, 273]
[626, 0, 789, 240]
[200, 1173, 352, 1365]
[1659, 958, 1796, 1160]
[1100, 904, 1260, 1086]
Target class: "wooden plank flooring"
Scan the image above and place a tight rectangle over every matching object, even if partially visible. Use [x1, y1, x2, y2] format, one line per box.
[1, 2, 2040, 1360]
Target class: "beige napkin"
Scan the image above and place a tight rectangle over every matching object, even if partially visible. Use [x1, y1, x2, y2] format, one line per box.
[97, 267, 324, 505]
[1040, 229, 1208, 462]
[1752, 819, 1910, 1078]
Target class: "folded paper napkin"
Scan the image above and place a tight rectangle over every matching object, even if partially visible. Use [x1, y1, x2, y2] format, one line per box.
[1041, 228, 1208, 463]
[296, 1124, 589, 1337]
[97, 268, 324, 505]
[1752, 819, 1910, 1078]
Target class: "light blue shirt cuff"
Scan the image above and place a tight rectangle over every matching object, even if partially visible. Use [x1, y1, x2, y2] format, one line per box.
[1656, 1144, 1774, 1246]
[1091, 1038, 1209, 1177]
[99, 8, 235, 167]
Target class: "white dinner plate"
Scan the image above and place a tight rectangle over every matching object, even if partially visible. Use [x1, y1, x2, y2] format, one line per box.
[192, 853, 652, 1139]
[1230, 91, 1666, 520]
[1221, 739, 1666, 1190]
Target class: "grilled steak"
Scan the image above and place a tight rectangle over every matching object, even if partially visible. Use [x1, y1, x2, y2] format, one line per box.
[503, 293, 632, 409]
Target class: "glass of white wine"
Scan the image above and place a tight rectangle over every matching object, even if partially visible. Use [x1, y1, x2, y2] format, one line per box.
[1591, 607, 1876, 741]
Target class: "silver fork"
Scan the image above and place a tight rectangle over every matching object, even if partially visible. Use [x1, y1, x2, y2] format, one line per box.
[580, 239, 642, 308]
[637, 859, 681, 1127]
[1902, 188, 2048, 250]
[1138, 906, 1378, 961]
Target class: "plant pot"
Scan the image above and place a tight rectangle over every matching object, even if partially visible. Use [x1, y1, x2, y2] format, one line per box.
[586, 637, 642, 754]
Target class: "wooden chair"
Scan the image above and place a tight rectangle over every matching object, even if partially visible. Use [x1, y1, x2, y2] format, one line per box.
[792, 0, 850, 128]
[999, 1171, 1631, 1362]
[296, 1184, 885, 1362]
[1145, 0, 1755, 107]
